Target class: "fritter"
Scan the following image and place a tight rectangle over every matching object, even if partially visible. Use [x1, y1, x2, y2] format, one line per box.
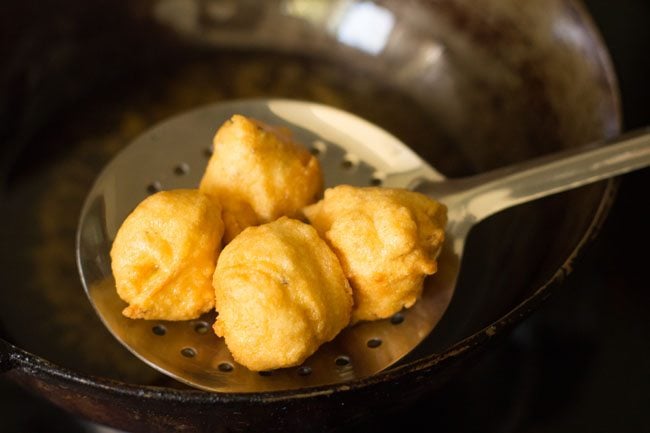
[200, 115, 323, 242]
[213, 217, 352, 371]
[111, 189, 224, 320]
[304, 186, 447, 323]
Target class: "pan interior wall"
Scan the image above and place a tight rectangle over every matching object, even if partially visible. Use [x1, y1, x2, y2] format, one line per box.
[0, 49, 452, 383]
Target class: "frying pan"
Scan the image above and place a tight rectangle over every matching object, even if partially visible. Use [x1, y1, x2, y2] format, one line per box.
[0, 0, 624, 431]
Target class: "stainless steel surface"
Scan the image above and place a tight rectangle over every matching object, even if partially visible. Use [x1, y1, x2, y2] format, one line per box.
[76, 99, 454, 392]
[416, 127, 650, 254]
[76, 99, 650, 393]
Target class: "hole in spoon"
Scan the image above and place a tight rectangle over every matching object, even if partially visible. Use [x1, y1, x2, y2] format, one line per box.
[297, 366, 312, 376]
[370, 171, 385, 186]
[335, 356, 351, 367]
[341, 154, 359, 170]
[181, 347, 196, 358]
[204, 144, 214, 158]
[390, 313, 404, 325]
[367, 338, 382, 349]
[146, 181, 162, 195]
[151, 325, 166, 336]
[311, 139, 327, 156]
[174, 163, 189, 176]
[193, 321, 210, 334]
[218, 362, 234, 373]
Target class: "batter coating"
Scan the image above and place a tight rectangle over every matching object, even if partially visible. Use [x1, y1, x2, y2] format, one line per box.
[200, 115, 323, 242]
[213, 217, 352, 371]
[111, 189, 224, 320]
[304, 186, 447, 323]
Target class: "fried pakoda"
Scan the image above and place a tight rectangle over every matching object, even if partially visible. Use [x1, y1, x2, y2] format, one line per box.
[304, 186, 447, 323]
[111, 189, 224, 320]
[213, 217, 352, 371]
[200, 115, 323, 242]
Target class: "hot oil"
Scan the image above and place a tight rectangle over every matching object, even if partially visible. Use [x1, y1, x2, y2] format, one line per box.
[0, 50, 453, 385]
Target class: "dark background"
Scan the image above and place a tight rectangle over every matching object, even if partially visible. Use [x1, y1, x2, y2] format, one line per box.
[1, 1, 649, 432]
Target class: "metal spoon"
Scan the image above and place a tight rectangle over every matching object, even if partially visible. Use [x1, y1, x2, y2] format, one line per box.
[76, 99, 650, 392]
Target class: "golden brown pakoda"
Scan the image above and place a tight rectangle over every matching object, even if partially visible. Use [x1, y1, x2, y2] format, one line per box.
[213, 217, 352, 371]
[304, 186, 447, 323]
[111, 189, 224, 320]
[200, 115, 323, 243]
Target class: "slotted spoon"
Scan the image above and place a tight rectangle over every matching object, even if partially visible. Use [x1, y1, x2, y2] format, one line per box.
[76, 99, 650, 393]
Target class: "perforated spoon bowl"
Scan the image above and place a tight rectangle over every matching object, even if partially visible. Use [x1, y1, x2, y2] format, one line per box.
[76, 99, 650, 392]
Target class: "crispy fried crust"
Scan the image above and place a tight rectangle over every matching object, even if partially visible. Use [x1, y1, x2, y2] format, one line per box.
[304, 186, 447, 323]
[213, 217, 352, 371]
[110, 189, 224, 320]
[200, 115, 323, 242]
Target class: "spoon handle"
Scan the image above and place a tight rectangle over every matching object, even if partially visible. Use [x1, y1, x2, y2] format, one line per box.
[428, 128, 650, 223]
